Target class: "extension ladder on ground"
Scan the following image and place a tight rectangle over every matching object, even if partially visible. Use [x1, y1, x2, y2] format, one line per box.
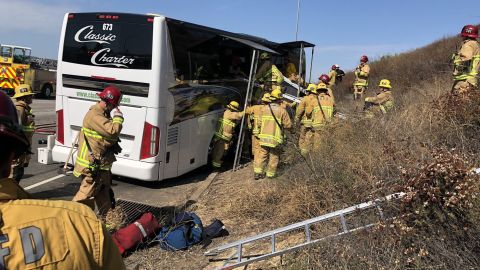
[204, 193, 405, 270]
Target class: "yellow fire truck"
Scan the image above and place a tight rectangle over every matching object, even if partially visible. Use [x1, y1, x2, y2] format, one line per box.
[0, 44, 56, 97]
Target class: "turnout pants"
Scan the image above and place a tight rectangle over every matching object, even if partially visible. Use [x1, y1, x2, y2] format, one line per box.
[73, 170, 113, 216]
[251, 135, 260, 157]
[211, 138, 230, 168]
[298, 126, 314, 156]
[353, 85, 366, 100]
[254, 145, 281, 178]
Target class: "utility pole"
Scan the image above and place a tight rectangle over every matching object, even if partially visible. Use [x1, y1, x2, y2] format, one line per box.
[295, 0, 301, 41]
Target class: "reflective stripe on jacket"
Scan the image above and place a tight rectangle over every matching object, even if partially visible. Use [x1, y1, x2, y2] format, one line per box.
[453, 40, 480, 85]
[245, 105, 263, 135]
[257, 64, 284, 85]
[312, 93, 334, 129]
[354, 63, 370, 86]
[294, 94, 317, 128]
[73, 103, 123, 177]
[258, 103, 292, 148]
[365, 91, 394, 114]
[214, 109, 244, 141]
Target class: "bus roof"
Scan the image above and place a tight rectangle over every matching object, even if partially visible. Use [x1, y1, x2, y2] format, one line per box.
[164, 17, 315, 53]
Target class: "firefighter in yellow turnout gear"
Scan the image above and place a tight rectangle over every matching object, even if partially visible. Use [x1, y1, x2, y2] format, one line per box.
[73, 86, 124, 216]
[452, 25, 480, 94]
[211, 101, 244, 169]
[312, 83, 334, 149]
[328, 64, 340, 90]
[353, 55, 370, 100]
[0, 91, 125, 270]
[10, 84, 35, 182]
[246, 93, 271, 158]
[253, 90, 292, 179]
[253, 52, 284, 102]
[364, 79, 395, 118]
[295, 84, 318, 156]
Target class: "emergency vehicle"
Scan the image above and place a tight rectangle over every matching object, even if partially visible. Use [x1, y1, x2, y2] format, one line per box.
[0, 44, 56, 97]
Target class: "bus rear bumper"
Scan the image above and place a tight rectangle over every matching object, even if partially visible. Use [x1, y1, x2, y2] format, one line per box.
[52, 145, 160, 181]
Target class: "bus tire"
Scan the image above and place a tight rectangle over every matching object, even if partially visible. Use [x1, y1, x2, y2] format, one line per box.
[41, 84, 53, 98]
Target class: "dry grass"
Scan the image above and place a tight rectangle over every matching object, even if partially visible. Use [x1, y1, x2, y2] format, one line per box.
[125, 31, 480, 269]
[201, 32, 480, 269]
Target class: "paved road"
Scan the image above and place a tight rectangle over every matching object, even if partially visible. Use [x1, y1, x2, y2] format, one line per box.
[22, 98, 211, 208]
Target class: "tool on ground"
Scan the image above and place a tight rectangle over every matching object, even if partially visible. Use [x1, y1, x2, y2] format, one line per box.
[205, 192, 404, 270]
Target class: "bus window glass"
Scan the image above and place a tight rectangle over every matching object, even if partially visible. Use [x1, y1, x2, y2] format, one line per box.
[1, 46, 12, 58]
[168, 22, 251, 82]
[62, 17, 153, 70]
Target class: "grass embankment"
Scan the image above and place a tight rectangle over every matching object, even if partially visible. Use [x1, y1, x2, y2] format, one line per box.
[125, 33, 480, 269]
[221, 34, 480, 269]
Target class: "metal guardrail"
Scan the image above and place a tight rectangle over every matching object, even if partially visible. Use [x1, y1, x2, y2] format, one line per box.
[205, 192, 405, 269]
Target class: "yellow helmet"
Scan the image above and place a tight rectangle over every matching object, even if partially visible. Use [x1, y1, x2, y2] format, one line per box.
[227, 101, 240, 111]
[260, 52, 270, 60]
[270, 88, 282, 100]
[378, 79, 392, 89]
[306, 83, 318, 94]
[261, 93, 271, 103]
[13, 84, 34, 99]
[316, 82, 328, 90]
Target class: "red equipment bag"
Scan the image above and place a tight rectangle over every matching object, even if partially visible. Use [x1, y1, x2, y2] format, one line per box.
[112, 212, 161, 255]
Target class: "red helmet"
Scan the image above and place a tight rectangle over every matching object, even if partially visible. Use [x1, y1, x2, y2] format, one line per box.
[360, 55, 369, 63]
[0, 91, 29, 152]
[97, 86, 122, 107]
[331, 64, 339, 70]
[461, 25, 479, 38]
[319, 74, 330, 84]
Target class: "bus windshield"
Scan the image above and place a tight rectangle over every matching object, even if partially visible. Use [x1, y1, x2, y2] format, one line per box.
[62, 13, 153, 70]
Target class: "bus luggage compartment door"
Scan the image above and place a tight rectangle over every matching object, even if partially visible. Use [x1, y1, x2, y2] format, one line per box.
[163, 124, 180, 179]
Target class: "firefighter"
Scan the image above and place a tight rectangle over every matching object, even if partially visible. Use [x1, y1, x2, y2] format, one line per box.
[353, 55, 370, 100]
[0, 91, 125, 269]
[318, 74, 335, 104]
[211, 101, 244, 169]
[10, 84, 35, 182]
[312, 83, 335, 150]
[328, 64, 340, 89]
[295, 84, 318, 156]
[284, 55, 301, 83]
[452, 25, 480, 94]
[254, 52, 284, 101]
[246, 93, 271, 158]
[364, 79, 394, 118]
[254, 90, 292, 179]
[72, 86, 124, 216]
[270, 88, 295, 110]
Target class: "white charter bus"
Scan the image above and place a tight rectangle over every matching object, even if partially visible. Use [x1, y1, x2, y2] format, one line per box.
[52, 12, 310, 181]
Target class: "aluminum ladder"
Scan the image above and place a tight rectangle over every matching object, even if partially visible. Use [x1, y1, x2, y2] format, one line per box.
[204, 193, 404, 270]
